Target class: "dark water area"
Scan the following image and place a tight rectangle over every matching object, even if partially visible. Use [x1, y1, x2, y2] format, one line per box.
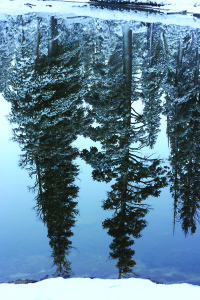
[1, 11, 200, 285]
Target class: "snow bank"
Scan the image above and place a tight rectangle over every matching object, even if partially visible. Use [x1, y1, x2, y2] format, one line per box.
[0, 0, 200, 16]
[0, 278, 200, 300]
[0, 0, 200, 29]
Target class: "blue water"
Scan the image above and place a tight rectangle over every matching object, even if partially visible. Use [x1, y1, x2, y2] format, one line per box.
[1, 99, 199, 284]
[1, 13, 200, 285]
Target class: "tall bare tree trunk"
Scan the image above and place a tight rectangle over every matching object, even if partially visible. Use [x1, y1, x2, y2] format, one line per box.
[48, 16, 58, 57]
[123, 25, 132, 92]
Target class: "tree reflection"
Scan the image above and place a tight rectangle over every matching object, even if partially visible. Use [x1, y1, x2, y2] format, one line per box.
[81, 24, 167, 278]
[141, 23, 166, 148]
[164, 28, 200, 235]
[3, 13, 200, 279]
[3, 15, 87, 277]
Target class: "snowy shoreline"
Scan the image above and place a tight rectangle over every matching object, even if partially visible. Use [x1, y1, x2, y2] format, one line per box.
[0, 0, 200, 29]
[1, 277, 200, 300]
[0, 0, 200, 15]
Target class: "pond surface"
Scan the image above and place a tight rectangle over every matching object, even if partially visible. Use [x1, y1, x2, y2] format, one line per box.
[1, 8, 200, 285]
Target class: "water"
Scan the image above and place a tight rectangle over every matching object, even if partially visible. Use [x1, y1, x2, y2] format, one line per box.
[1, 7, 200, 285]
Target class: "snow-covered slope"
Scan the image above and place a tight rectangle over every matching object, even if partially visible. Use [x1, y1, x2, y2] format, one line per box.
[0, 0, 200, 15]
[0, 0, 200, 29]
[0, 278, 200, 300]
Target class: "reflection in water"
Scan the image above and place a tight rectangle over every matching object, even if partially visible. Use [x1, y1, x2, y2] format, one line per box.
[3, 15, 88, 277]
[164, 29, 200, 235]
[1, 13, 200, 282]
[81, 25, 168, 277]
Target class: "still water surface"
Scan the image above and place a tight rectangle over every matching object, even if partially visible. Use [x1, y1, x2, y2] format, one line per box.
[1, 10, 200, 284]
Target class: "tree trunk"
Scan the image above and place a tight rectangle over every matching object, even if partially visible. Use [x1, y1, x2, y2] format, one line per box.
[123, 25, 132, 92]
[48, 16, 58, 57]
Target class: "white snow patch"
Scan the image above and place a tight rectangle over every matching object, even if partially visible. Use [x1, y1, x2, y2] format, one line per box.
[0, 0, 200, 28]
[0, 278, 200, 300]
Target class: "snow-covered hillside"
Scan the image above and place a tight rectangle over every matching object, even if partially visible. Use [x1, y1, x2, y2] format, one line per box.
[1, 277, 200, 300]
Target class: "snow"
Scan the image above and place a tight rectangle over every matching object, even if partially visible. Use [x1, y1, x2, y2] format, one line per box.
[0, 277, 200, 300]
[0, 0, 200, 16]
[0, 0, 200, 29]
[1, 0, 200, 299]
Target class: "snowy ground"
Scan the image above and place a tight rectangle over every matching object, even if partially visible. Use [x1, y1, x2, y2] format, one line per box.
[0, 0, 200, 15]
[0, 277, 200, 300]
[0, 0, 200, 28]
[1, 0, 200, 299]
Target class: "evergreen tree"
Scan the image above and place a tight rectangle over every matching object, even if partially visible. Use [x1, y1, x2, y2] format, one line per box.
[3, 15, 88, 276]
[164, 27, 200, 235]
[81, 23, 167, 277]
